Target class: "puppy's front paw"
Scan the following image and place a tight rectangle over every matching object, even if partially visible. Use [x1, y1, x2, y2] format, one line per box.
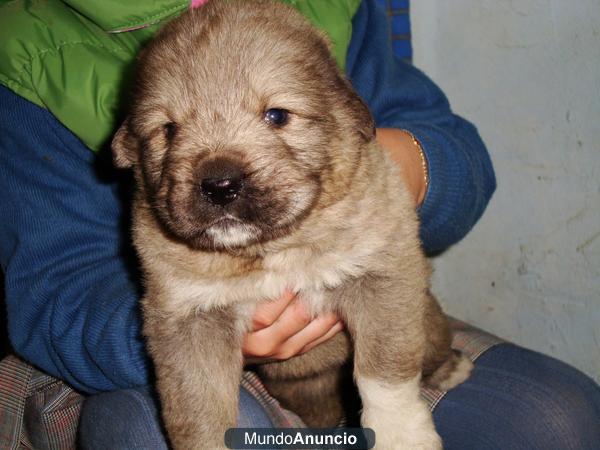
[357, 374, 442, 450]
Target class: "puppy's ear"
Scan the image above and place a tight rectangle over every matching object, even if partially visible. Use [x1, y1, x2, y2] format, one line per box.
[310, 29, 376, 143]
[337, 75, 376, 143]
[348, 87, 376, 143]
[112, 119, 138, 168]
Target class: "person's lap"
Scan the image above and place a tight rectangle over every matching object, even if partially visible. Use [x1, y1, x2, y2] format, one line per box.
[79, 344, 600, 449]
[434, 344, 600, 450]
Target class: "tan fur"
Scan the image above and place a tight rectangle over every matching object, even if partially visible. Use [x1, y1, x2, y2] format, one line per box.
[113, 1, 470, 448]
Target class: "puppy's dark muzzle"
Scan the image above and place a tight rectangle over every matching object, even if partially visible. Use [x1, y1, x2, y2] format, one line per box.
[199, 158, 245, 207]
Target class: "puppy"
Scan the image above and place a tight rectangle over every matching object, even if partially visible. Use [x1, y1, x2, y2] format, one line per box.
[112, 1, 472, 448]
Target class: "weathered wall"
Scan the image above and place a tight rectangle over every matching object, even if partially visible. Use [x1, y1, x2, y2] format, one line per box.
[411, 0, 600, 382]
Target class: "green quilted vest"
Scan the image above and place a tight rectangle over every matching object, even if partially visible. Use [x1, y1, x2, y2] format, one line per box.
[0, 0, 361, 152]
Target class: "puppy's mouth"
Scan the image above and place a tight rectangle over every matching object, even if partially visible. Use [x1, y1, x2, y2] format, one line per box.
[203, 216, 262, 249]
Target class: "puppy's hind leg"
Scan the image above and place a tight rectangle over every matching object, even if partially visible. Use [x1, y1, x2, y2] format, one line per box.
[421, 291, 473, 391]
[257, 332, 359, 428]
[260, 365, 354, 427]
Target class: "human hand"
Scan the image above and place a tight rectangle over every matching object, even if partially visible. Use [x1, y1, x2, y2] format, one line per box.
[376, 128, 428, 206]
[243, 290, 343, 361]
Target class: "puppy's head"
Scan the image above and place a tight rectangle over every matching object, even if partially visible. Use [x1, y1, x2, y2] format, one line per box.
[113, 0, 374, 251]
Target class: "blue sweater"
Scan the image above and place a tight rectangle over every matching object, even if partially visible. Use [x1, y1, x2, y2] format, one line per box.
[0, 0, 495, 393]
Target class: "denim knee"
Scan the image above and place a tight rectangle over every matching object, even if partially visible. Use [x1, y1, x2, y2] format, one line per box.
[79, 386, 168, 450]
[79, 385, 274, 449]
[433, 343, 600, 450]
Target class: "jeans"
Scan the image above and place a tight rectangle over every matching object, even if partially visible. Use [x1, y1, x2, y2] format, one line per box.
[79, 385, 272, 449]
[79, 344, 600, 449]
[433, 344, 600, 450]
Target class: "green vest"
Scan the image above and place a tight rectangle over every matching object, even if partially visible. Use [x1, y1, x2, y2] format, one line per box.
[0, 0, 360, 152]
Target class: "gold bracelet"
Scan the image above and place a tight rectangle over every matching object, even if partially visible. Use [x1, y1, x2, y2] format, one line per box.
[401, 129, 429, 193]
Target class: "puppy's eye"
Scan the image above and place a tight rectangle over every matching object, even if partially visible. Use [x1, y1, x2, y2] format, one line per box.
[264, 108, 289, 127]
[163, 122, 178, 140]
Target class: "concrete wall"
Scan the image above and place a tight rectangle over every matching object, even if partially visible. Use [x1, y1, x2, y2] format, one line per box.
[411, 0, 600, 382]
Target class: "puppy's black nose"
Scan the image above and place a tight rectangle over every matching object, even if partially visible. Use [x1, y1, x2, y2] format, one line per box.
[198, 158, 246, 206]
[201, 175, 242, 206]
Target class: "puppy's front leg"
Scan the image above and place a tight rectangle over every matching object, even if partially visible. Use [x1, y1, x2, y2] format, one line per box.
[340, 278, 442, 450]
[144, 303, 244, 450]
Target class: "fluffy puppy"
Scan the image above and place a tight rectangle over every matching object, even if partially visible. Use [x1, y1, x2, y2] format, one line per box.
[112, 1, 472, 448]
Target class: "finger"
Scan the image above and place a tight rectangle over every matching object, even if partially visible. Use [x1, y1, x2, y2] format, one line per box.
[243, 300, 311, 357]
[251, 290, 296, 331]
[272, 312, 340, 360]
[299, 321, 344, 355]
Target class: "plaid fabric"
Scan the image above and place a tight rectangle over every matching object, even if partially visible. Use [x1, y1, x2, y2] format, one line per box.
[0, 319, 503, 448]
[0, 356, 84, 450]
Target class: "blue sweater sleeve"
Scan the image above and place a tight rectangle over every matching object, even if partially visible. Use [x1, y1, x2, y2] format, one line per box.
[0, 85, 150, 393]
[347, 0, 496, 253]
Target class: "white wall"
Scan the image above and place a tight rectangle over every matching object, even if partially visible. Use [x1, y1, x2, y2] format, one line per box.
[411, 0, 600, 382]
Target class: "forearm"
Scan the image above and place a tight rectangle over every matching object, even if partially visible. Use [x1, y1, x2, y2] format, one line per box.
[376, 128, 427, 207]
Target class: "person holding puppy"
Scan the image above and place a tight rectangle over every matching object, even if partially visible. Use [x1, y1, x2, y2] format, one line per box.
[0, 0, 599, 449]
